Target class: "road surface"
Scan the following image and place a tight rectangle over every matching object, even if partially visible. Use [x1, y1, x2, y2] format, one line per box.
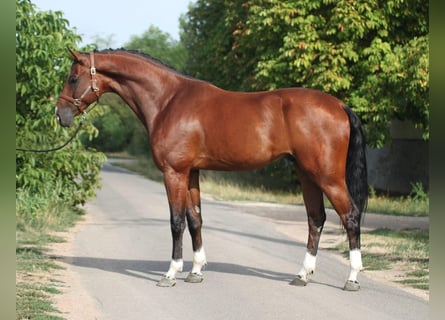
[53, 163, 429, 320]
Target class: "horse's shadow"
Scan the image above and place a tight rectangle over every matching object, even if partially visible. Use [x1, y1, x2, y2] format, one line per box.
[49, 255, 341, 290]
[50, 255, 294, 283]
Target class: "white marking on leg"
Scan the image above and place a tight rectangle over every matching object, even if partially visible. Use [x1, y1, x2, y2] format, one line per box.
[165, 259, 183, 279]
[191, 247, 207, 274]
[297, 251, 317, 281]
[347, 249, 363, 282]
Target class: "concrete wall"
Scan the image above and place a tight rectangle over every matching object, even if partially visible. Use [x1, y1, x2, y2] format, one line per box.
[366, 120, 429, 195]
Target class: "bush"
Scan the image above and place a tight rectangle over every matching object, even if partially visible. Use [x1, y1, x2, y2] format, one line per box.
[16, 0, 106, 209]
[83, 106, 133, 152]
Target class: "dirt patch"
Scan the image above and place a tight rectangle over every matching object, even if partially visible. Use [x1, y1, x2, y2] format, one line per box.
[47, 211, 103, 320]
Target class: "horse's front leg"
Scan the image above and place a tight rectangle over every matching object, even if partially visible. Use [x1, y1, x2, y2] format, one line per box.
[185, 170, 207, 283]
[157, 167, 189, 287]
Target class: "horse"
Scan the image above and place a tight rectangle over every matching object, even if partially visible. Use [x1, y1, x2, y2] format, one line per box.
[56, 49, 368, 291]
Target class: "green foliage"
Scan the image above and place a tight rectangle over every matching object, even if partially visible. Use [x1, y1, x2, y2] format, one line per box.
[181, 0, 253, 90]
[125, 25, 186, 71]
[81, 96, 134, 152]
[81, 93, 151, 156]
[126, 121, 151, 156]
[181, 0, 429, 147]
[85, 109, 130, 152]
[16, 0, 106, 207]
[409, 182, 428, 203]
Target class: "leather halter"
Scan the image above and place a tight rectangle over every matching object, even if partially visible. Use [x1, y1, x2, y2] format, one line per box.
[59, 52, 100, 113]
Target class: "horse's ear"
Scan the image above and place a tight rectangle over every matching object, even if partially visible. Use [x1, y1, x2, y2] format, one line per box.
[67, 47, 82, 62]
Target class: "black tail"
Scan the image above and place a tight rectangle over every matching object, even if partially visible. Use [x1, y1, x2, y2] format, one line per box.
[344, 107, 368, 215]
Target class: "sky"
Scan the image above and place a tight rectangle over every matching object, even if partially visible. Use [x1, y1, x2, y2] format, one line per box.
[32, 0, 194, 47]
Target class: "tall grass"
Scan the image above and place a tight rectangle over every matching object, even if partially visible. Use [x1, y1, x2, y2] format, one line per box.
[366, 184, 429, 217]
[16, 183, 80, 232]
[16, 185, 84, 320]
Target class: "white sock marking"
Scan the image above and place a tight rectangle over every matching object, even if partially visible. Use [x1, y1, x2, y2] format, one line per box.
[297, 251, 317, 280]
[191, 247, 207, 274]
[348, 249, 363, 282]
[165, 259, 183, 279]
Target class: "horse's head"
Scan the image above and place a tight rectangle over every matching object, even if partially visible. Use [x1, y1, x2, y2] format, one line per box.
[55, 48, 101, 127]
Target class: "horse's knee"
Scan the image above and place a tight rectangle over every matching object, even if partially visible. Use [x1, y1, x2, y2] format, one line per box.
[170, 213, 186, 236]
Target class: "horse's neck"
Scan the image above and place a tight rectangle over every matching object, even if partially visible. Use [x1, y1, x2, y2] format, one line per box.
[99, 53, 181, 131]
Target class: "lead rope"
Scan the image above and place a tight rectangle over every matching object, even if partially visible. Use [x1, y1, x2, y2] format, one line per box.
[16, 106, 93, 153]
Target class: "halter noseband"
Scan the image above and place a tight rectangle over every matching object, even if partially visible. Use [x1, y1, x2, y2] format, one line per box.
[59, 52, 100, 114]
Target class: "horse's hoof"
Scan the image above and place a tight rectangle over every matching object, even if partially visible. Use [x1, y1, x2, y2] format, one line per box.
[184, 272, 204, 283]
[156, 275, 176, 287]
[289, 275, 308, 286]
[343, 280, 360, 291]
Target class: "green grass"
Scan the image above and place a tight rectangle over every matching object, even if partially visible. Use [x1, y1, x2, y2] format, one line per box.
[113, 155, 429, 217]
[16, 283, 64, 320]
[366, 183, 429, 217]
[16, 188, 84, 320]
[397, 269, 429, 290]
[333, 228, 429, 291]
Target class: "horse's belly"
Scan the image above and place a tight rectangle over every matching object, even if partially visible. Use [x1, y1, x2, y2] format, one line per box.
[194, 143, 288, 171]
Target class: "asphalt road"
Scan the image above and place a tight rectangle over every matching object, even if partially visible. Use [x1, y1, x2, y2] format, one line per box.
[57, 163, 428, 320]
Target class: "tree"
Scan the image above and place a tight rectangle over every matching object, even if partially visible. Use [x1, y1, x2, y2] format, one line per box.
[16, 0, 106, 207]
[181, 0, 253, 90]
[181, 0, 429, 147]
[125, 25, 186, 71]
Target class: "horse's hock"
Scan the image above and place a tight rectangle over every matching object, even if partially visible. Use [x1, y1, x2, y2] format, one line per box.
[366, 119, 428, 195]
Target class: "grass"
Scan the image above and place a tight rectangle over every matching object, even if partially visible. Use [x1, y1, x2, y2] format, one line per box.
[16, 189, 84, 320]
[113, 155, 429, 217]
[16, 283, 63, 320]
[366, 183, 429, 217]
[333, 228, 429, 291]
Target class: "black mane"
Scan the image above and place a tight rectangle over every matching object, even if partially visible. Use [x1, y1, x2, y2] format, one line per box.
[92, 48, 187, 77]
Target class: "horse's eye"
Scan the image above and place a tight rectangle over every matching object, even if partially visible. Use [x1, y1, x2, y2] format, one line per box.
[69, 76, 78, 84]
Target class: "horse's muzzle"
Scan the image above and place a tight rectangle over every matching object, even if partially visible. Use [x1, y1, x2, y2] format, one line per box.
[55, 106, 74, 127]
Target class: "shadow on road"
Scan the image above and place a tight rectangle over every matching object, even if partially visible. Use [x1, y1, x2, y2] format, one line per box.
[204, 225, 306, 248]
[49, 255, 310, 286]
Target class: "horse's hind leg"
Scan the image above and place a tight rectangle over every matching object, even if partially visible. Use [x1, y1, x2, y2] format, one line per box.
[185, 170, 207, 283]
[323, 181, 363, 291]
[291, 174, 326, 286]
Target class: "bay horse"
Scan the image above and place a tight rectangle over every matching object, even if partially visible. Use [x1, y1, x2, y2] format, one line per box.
[56, 49, 368, 291]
